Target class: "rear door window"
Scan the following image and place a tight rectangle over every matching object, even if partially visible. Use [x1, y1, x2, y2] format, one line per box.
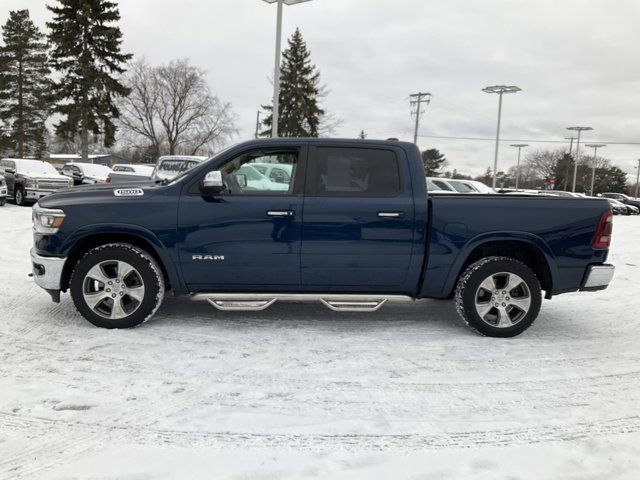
[307, 147, 401, 196]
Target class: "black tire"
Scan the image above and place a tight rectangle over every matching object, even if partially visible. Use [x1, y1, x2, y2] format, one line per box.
[455, 256, 542, 337]
[0, 197, 5, 206]
[70, 243, 165, 328]
[14, 186, 27, 206]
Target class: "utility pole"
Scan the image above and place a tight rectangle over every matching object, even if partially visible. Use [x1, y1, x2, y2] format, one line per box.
[566, 126, 593, 192]
[410, 92, 431, 145]
[510, 143, 528, 190]
[635, 159, 640, 198]
[255, 110, 262, 138]
[585, 144, 606, 196]
[483, 85, 521, 189]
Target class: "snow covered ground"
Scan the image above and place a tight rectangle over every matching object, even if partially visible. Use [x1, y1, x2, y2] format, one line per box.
[0, 202, 639, 479]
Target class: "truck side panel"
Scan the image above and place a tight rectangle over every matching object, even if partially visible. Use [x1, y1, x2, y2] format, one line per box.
[420, 195, 610, 298]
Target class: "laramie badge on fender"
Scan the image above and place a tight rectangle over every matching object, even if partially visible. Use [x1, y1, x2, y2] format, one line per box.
[114, 188, 144, 197]
[192, 254, 225, 261]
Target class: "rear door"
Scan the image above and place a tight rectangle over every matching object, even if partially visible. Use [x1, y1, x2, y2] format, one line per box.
[301, 145, 416, 289]
[177, 145, 306, 290]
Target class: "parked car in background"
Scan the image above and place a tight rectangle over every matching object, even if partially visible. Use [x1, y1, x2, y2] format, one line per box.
[602, 192, 640, 210]
[248, 162, 293, 185]
[151, 155, 207, 181]
[107, 164, 156, 184]
[0, 158, 72, 206]
[0, 173, 7, 206]
[607, 198, 627, 215]
[427, 177, 494, 194]
[62, 163, 112, 185]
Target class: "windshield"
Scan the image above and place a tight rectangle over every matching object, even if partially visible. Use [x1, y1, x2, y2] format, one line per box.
[158, 160, 199, 173]
[78, 163, 111, 176]
[18, 160, 58, 175]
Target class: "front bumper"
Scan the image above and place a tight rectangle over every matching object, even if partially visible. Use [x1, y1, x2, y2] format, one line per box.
[30, 248, 67, 291]
[25, 189, 65, 200]
[580, 264, 615, 291]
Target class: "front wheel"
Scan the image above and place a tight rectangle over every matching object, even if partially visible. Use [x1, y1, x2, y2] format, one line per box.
[455, 256, 542, 337]
[14, 186, 27, 206]
[70, 243, 165, 328]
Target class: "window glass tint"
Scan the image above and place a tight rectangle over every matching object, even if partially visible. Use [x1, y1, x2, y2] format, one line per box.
[450, 181, 476, 193]
[310, 148, 401, 196]
[432, 180, 453, 191]
[217, 150, 298, 195]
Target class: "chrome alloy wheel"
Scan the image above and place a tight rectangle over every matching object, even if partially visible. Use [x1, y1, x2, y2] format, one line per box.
[82, 260, 145, 319]
[474, 272, 531, 328]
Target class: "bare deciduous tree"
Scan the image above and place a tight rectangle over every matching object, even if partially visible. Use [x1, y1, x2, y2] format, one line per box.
[118, 58, 236, 158]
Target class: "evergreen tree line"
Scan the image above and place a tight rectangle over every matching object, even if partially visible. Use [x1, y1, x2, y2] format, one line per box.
[0, 2, 240, 162]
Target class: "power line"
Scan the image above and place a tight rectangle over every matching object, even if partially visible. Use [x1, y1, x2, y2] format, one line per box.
[409, 92, 431, 145]
[417, 133, 640, 145]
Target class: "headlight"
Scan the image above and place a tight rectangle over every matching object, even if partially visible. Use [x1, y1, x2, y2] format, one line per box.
[32, 204, 66, 234]
[23, 177, 35, 188]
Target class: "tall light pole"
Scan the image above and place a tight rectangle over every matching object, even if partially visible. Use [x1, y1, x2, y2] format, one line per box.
[566, 126, 593, 192]
[262, 0, 313, 138]
[410, 92, 431, 145]
[510, 143, 528, 190]
[483, 85, 521, 189]
[585, 144, 606, 196]
[634, 159, 640, 199]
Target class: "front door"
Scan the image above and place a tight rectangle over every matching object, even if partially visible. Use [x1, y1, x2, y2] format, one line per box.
[177, 146, 305, 290]
[301, 145, 416, 289]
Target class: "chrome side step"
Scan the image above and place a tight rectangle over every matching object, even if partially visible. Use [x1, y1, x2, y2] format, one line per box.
[192, 293, 413, 312]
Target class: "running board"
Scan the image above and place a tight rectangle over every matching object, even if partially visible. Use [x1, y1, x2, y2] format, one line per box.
[192, 293, 413, 312]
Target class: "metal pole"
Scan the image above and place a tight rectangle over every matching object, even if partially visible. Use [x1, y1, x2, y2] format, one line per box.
[492, 92, 503, 190]
[589, 145, 599, 196]
[635, 159, 639, 198]
[271, 0, 284, 138]
[413, 98, 421, 145]
[255, 110, 262, 138]
[515, 146, 522, 190]
[572, 129, 582, 192]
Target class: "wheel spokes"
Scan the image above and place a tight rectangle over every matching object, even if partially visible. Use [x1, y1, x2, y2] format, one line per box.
[86, 264, 111, 285]
[84, 291, 110, 310]
[505, 273, 524, 293]
[496, 305, 513, 328]
[110, 298, 127, 319]
[125, 286, 145, 303]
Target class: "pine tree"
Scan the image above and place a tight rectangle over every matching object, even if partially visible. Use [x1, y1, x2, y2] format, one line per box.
[261, 28, 324, 137]
[0, 10, 52, 158]
[421, 148, 447, 176]
[47, 0, 131, 161]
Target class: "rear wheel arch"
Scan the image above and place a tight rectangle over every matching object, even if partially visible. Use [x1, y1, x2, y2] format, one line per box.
[451, 239, 554, 297]
[61, 233, 171, 293]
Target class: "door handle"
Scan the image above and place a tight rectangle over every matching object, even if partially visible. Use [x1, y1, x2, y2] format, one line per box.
[378, 211, 404, 218]
[267, 210, 295, 218]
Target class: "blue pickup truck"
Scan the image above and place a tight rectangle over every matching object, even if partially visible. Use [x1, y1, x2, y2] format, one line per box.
[30, 139, 615, 337]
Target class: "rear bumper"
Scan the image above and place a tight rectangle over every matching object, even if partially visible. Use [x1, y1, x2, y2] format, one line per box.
[580, 264, 615, 291]
[30, 248, 66, 291]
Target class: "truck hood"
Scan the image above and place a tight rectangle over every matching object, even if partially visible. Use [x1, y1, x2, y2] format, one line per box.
[21, 172, 69, 181]
[38, 181, 164, 208]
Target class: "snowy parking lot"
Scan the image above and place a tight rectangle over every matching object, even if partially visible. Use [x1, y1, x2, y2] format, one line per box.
[0, 202, 639, 479]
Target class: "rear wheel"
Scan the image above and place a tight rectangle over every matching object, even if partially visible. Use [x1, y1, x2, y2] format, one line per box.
[455, 256, 542, 337]
[70, 243, 165, 328]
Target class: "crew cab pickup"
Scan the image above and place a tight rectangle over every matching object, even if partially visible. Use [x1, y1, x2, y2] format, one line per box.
[1, 158, 73, 206]
[29, 139, 615, 337]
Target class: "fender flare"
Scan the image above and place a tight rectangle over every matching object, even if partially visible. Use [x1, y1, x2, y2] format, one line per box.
[62, 223, 186, 294]
[441, 231, 559, 296]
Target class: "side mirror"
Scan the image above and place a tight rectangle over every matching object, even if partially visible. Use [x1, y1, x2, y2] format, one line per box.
[200, 170, 224, 195]
[5, 168, 15, 174]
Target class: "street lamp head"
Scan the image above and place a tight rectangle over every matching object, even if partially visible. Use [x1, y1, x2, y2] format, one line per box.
[510, 144, 529, 148]
[585, 144, 606, 148]
[262, 0, 313, 4]
[482, 85, 521, 94]
[566, 126, 593, 132]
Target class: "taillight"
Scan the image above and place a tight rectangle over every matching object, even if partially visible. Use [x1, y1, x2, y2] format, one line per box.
[592, 210, 613, 249]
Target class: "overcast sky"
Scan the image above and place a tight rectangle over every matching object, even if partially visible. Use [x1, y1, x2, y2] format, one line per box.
[3, 0, 640, 177]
